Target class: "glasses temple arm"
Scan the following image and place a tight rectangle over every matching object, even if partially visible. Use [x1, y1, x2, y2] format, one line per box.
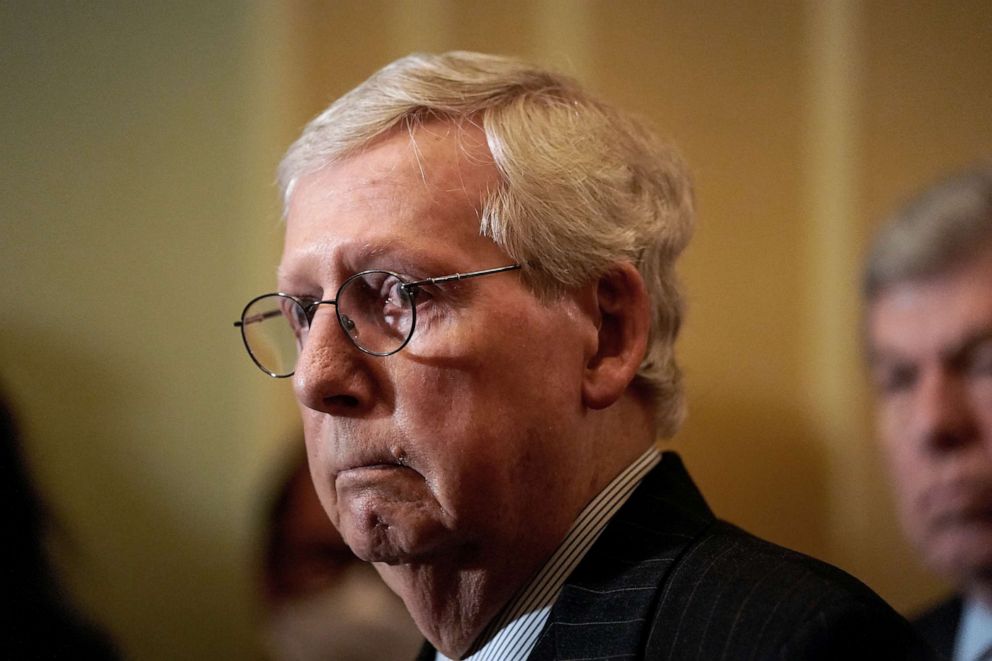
[233, 308, 284, 328]
[407, 264, 521, 288]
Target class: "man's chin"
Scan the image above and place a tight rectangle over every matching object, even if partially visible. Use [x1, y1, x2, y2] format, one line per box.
[925, 525, 992, 581]
[342, 522, 447, 565]
[347, 538, 407, 565]
[334, 472, 453, 564]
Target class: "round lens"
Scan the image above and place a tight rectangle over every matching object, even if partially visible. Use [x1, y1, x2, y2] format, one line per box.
[336, 271, 415, 355]
[240, 294, 305, 377]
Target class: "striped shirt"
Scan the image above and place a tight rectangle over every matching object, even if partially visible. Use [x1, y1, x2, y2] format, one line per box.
[436, 446, 662, 661]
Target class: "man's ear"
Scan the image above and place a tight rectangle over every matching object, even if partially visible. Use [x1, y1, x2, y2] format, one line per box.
[582, 262, 650, 410]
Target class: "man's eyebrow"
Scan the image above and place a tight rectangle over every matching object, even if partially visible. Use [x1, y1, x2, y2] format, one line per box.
[277, 241, 454, 285]
[942, 326, 992, 365]
[866, 346, 906, 369]
[360, 242, 420, 263]
[353, 242, 454, 273]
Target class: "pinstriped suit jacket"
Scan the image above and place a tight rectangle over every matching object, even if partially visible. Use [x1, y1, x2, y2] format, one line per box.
[418, 452, 935, 660]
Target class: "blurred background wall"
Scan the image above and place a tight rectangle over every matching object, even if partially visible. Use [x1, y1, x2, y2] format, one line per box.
[1, 1, 989, 658]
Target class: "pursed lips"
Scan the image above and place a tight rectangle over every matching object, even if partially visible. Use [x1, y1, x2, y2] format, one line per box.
[332, 459, 428, 511]
[327, 438, 412, 475]
[338, 462, 409, 476]
[922, 478, 992, 529]
[332, 450, 418, 481]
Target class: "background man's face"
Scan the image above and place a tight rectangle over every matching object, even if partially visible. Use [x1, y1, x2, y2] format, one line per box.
[277, 121, 599, 580]
[868, 248, 992, 590]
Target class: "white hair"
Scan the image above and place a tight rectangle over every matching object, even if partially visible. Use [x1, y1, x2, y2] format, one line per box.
[278, 51, 695, 437]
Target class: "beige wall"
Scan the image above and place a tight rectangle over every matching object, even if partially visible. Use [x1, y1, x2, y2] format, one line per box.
[1, 3, 299, 658]
[1, 1, 989, 658]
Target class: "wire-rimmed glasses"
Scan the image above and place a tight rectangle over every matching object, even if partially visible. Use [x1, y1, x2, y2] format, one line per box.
[235, 264, 521, 377]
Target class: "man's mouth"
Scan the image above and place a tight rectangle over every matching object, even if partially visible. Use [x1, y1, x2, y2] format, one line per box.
[332, 463, 429, 519]
[334, 461, 421, 489]
[931, 503, 992, 529]
[924, 479, 992, 529]
[339, 462, 409, 475]
[333, 445, 412, 476]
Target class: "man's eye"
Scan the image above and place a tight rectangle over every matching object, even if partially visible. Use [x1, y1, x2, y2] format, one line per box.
[968, 343, 992, 377]
[388, 281, 411, 305]
[379, 280, 411, 312]
[873, 364, 917, 395]
[406, 284, 436, 307]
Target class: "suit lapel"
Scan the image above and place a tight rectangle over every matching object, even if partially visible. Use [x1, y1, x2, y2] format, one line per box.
[529, 452, 715, 660]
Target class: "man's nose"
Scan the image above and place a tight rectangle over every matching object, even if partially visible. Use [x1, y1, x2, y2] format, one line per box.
[293, 307, 374, 416]
[914, 369, 979, 454]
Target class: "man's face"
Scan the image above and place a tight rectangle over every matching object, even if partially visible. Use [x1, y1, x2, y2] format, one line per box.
[868, 248, 992, 590]
[278, 122, 599, 575]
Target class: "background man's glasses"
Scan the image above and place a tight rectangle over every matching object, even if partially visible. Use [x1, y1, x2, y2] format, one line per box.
[235, 264, 521, 377]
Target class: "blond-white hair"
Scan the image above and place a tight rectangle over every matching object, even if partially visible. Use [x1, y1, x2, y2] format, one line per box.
[278, 51, 694, 437]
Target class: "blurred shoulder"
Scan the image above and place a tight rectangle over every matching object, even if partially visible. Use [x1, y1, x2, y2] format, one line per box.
[911, 595, 961, 659]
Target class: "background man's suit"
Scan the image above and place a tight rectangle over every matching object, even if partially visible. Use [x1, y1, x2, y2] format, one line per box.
[913, 598, 961, 660]
[419, 452, 933, 660]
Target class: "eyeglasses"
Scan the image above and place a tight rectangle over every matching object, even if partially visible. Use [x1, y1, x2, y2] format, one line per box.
[235, 264, 521, 377]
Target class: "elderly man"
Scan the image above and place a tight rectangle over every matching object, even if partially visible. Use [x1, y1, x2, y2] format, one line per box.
[864, 164, 992, 661]
[236, 52, 926, 660]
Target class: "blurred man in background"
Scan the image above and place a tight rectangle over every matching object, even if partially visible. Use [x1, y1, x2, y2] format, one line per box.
[1, 386, 119, 658]
[864, 163, 992, 660]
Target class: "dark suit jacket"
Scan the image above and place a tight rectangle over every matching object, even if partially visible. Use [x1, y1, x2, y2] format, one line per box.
[912, 596, 962, 660]
[418, 452, 934, 660]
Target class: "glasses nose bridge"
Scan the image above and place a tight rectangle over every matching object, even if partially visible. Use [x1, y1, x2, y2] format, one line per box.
[301, 298, 360, 356]
[304, 298, 338, 324]
[294, 297, 354, 372]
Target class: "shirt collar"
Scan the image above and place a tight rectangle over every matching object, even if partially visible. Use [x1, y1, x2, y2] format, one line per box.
[955, 598, 992, 661]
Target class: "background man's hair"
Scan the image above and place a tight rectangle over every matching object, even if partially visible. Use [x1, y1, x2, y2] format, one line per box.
[279, 51, 695, 437]
[863, 161, 992, 302]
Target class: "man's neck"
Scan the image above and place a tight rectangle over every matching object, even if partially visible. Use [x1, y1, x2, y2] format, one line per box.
[381, 400, 658, 659]
[967, 580, 992, 610]
[378, 545, 559, 658]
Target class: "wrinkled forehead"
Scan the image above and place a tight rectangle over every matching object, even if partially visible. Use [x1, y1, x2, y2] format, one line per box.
[293, 119, 496, 205]
[867, 251, 992, 359]
[279, 120, 508, 286]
